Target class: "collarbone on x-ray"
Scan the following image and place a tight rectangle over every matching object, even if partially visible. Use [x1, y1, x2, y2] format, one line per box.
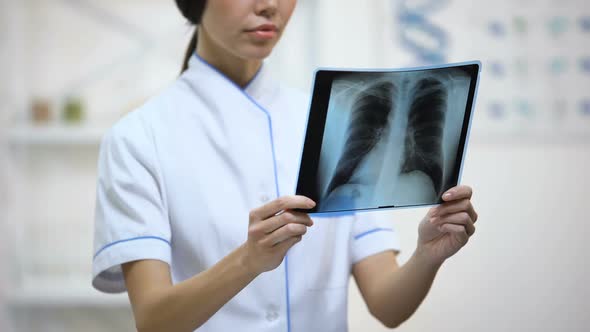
[317, 69, 470, 212]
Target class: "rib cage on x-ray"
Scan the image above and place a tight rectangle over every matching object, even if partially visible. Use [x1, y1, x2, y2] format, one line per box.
[325, 81, 396, 196]
[401, 78, 447, 195]
[318, 69, 469, 211]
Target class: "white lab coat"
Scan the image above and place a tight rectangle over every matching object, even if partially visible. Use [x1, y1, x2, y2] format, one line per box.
[92, 53, 401, 332]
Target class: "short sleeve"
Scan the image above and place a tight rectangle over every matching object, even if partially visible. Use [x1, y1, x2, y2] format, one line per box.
[350, 211, 401, 265]
[92, 116, 171, 293]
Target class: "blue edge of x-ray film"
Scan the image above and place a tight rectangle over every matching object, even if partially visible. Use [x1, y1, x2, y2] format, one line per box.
[295, 60, 482, 218]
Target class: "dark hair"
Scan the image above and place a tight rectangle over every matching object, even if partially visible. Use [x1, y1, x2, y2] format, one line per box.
[175, 0, 207, 73]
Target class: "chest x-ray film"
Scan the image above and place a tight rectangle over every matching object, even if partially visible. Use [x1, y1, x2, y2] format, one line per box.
[295, 61, 481, 214]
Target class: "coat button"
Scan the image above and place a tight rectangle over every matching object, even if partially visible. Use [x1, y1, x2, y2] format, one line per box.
[265, 310, 279, 322]
[265, 304, 279, 322]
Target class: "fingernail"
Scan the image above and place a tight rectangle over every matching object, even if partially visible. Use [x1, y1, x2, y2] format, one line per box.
[430, 217, 438, 223]
[308, 200, 316, 208]
[443, 192, 452, 199]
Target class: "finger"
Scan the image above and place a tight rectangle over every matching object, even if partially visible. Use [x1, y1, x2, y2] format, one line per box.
[274, 234, 303, 254]
[259, 210, 314, 233]
[250, 195, 316, 221]
[259, 223, 308, 247]
[457, 219, 475, 237]
[432, 212, 475, 236]
[441, 185, 473, 202]
[247, 212, 312, 241]
[439, 223, 469, 242]
[431, 198, 477, 223]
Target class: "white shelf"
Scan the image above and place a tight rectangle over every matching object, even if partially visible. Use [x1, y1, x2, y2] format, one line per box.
[5, 125, 106, 146]
[7, 287, 129, 308]
[5, 276, 129, 308]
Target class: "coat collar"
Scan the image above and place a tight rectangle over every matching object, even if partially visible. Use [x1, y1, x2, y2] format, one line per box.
[182, 52, 277, 111]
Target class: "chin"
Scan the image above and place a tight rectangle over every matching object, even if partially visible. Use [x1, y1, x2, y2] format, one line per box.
[241, 44, 277, 60]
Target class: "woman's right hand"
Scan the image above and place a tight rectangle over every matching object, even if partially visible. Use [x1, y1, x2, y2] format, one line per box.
[241, 195, 316, 274]
[123, 195, 315, 332]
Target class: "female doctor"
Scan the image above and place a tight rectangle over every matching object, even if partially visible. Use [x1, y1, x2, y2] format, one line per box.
[92, 0, 479, 331]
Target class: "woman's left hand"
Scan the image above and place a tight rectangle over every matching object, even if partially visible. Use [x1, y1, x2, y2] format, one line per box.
[416, 185, 479, 266]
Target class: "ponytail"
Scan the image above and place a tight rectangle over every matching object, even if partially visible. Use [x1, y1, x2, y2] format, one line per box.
[181, 28, 198, 73]
[175, 0, 207, 73]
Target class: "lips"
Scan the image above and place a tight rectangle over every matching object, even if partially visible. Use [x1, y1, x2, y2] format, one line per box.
[248, 23, 278, 32]
[246, 23, 279, 40]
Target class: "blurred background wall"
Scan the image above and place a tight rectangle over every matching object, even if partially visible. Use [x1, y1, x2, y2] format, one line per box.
[1, 0, 588, 331]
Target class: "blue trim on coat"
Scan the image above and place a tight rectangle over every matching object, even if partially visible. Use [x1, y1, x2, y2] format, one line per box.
[193, 53, 291, 332]
[354, 228, 394, 240]
[93, 236, 171, 260]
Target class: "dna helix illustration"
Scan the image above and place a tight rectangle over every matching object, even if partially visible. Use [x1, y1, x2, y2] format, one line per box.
[395, 0, 450, 64]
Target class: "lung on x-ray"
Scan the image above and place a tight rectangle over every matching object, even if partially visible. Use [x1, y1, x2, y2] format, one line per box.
[295, 62, 480, 214]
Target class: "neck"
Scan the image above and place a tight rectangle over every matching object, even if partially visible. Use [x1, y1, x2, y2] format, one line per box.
[196, 26, 262, 88]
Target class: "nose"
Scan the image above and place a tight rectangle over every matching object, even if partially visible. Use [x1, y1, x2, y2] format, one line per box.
[255, 0, 278, 18]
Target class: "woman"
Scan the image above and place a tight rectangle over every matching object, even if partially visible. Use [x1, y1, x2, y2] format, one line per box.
[92, 1, 479, 331]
